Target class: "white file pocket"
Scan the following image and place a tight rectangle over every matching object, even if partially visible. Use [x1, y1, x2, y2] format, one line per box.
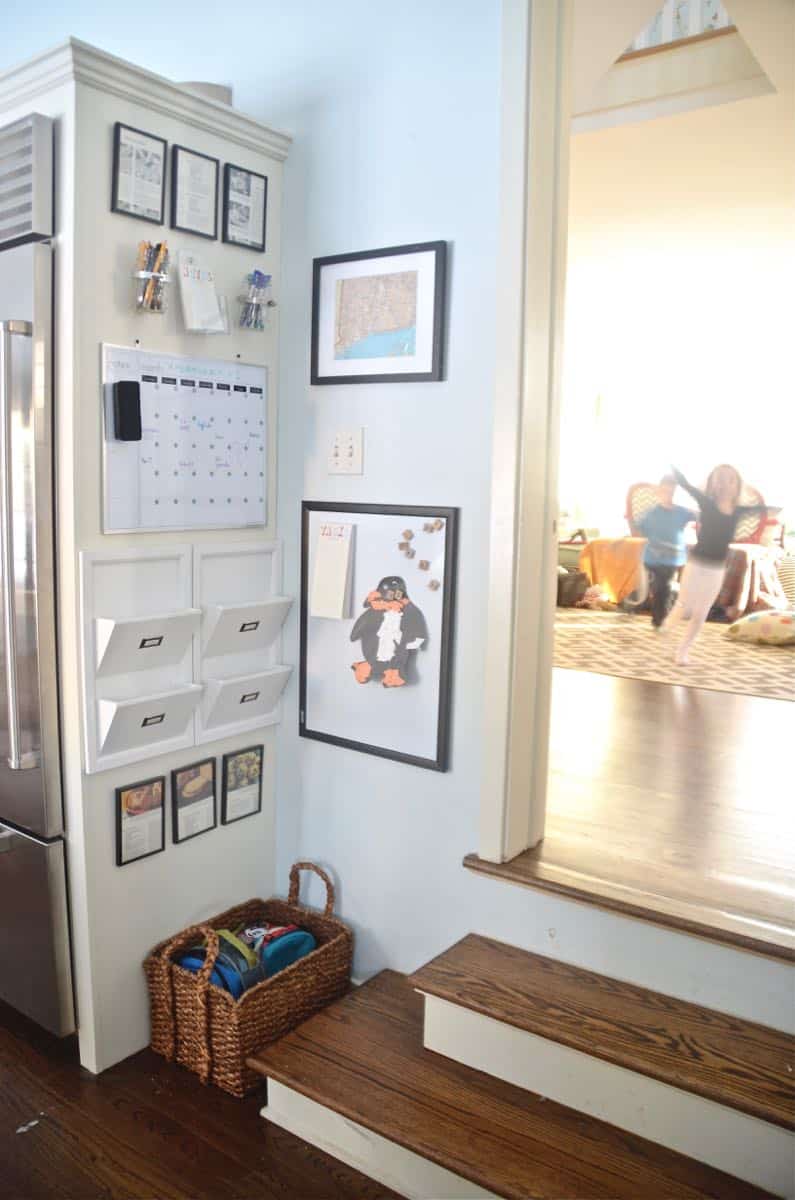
[95, 610, 201, 677]
[202, 598, 292, 659]
[200, 667, 291, 740]
[97, 685, 203, 759]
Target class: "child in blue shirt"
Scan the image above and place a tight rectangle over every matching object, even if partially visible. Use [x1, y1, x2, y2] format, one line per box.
[637, 475, 694, 627]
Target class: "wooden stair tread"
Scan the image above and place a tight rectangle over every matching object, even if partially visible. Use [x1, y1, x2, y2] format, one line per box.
[249, 971, 775, 1200]
[409, 934, 795, 1131]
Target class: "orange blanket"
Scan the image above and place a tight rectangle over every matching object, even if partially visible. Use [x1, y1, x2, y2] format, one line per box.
[579, 537, 646, 604]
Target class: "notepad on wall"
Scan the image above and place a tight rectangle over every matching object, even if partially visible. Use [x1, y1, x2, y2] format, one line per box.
[311, 522, 354, 619]
[178, 250, 226, 332]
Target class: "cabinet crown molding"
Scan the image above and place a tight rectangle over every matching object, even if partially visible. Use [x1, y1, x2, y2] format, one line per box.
[0, 38, 292, 161]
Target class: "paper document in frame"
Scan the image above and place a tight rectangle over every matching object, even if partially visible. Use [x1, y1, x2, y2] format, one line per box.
[311, 522, 354, 619]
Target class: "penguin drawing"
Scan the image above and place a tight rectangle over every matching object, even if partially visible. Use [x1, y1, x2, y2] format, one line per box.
[350, 575, 428, 688]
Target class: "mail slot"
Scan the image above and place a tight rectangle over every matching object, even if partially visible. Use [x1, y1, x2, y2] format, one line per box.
[141, 713, 166, 727]
[139, 635, 164, 649]
[240, 691, 260, 704]
[239, 620, 260, 633]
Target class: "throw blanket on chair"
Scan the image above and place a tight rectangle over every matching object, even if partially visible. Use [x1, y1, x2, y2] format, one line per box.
[578, 537, 646, 604]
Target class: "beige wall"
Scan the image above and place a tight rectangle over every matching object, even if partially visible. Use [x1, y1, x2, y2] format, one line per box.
[561, 90, 795, 533]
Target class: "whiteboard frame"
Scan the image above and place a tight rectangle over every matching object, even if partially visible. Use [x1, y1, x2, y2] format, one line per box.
[100, 343, 269, 535]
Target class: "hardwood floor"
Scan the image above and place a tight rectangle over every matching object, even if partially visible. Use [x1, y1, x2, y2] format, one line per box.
[250, 970, 776, 1200]
[0, 997, 399, 1200]
[410, 934, 795, 1130]
[467, 669, 795, 959]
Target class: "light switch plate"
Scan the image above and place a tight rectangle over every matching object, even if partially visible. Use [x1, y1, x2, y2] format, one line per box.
[328, 428, 364, 475]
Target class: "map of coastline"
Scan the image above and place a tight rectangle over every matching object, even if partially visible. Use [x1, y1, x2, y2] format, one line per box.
[335, 270, 418, 360]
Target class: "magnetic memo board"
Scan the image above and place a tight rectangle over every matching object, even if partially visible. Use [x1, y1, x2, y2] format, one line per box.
[102, 344, 268, 532]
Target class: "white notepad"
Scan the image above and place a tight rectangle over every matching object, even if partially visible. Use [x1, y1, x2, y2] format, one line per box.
[178, 250, 225, 332]
[311, 522, 354, 619]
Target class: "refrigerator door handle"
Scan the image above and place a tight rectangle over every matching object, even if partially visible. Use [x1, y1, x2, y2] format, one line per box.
[0, 319, 38, 771]
[0, 828, 18, 853]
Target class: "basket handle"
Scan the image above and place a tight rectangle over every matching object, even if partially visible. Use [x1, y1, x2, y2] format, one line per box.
[288, 861, 336, 917]
[155, 921, 220, 1085]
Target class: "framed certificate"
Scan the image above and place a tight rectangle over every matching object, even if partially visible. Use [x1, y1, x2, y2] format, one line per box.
[115, 776, 166, 866]
[172, 758, 217, 843]
[111, 123, 167, 225]
[222, 163, 268, 252]
[170, 145, 219, 240]
[221, 746, 264, 824]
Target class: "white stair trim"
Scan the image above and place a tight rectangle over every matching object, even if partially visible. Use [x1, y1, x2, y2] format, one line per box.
[262, 1080, 500, 1200]
[420, 992, 794, 1200]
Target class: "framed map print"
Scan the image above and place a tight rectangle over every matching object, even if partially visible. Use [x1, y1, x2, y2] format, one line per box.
[300, 502, 458, 770]
[311, 242, 447, 384]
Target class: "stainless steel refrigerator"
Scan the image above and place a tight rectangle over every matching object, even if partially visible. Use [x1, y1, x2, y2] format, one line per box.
[0, 113, 75, 1036]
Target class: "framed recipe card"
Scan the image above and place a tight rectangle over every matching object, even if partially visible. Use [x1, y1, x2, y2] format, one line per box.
[171, 759, 217, 844]
[115, 776, 166, 866]
[111, 123, 167, 224]
[171, 145, 219, 239]
[222, 163, 268, 252]
[221, 746, 264, 824]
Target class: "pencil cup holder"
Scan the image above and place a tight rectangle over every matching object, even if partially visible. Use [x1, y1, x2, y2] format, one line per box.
[133, 270, 170, 315]
[237, 270, 275, 331]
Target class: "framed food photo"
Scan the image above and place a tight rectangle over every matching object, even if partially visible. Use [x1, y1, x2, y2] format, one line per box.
[111, 122, 167, 225]
[222, 163, 268, 252]
[311, 241, 447, 385]
[221, 746, 264, 824]
[300, 503, 458, 771]
[115, 776, 165, 866]
[170, 144, 219, 239]
[171, 759, 217, 844]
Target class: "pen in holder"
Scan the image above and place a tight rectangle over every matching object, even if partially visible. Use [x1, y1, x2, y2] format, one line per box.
[133, 240, 170, 314]
[238, 270, 275, 331]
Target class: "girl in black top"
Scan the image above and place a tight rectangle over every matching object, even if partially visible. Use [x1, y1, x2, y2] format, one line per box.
[660, 465, 769, 664]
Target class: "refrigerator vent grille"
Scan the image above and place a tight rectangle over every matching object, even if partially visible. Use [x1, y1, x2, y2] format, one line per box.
[0, 114, 53, 250]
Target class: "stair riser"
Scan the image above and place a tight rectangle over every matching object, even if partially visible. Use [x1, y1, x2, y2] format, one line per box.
[421, 994, 794, 1200]
[262, 1081, 501, 1200]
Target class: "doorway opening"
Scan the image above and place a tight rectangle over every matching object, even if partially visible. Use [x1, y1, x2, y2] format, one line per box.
[474, 0, 795, 960]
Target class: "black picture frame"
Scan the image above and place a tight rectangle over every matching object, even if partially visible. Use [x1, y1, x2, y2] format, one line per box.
[170, 144, 219, 240]
[171, 758, 217, 844]
[300, 502, 458, 771]
[115, 775, 166, 866]
[222, 162, 268, 252]
[111, 122, 167, 225]
[311, 241, 447, 385]
[221, 745, 264, 825]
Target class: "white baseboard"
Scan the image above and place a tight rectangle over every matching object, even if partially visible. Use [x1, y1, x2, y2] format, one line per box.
[262, 1080, 500, 1200]
[420, 993, 794, 1200]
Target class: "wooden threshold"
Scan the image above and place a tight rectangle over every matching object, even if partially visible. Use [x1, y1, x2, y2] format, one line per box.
[463, 850, 795, 963]
[410, 934, 795, 1131]
[249, 971, 775, 1200]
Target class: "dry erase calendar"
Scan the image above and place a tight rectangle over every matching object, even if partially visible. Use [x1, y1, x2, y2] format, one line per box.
[102, 345, 267, 532]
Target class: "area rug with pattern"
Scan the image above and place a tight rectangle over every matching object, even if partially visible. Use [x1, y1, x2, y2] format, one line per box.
[553, 608, 794, 702]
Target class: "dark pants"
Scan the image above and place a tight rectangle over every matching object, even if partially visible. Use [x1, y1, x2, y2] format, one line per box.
[647, 565, 677, 627]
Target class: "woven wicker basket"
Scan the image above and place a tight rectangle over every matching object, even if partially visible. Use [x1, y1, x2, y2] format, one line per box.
[143, 861, 352, 1097]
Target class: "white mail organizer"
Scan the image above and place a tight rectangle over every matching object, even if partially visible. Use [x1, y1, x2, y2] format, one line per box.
[197, 667, 291, 744]
[81, 542, 292, 769]
[81, 546, 197, 773]
[97, 685, 203, 760]
[95, 609, 201, 677]
[201, 597, 292, 660]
